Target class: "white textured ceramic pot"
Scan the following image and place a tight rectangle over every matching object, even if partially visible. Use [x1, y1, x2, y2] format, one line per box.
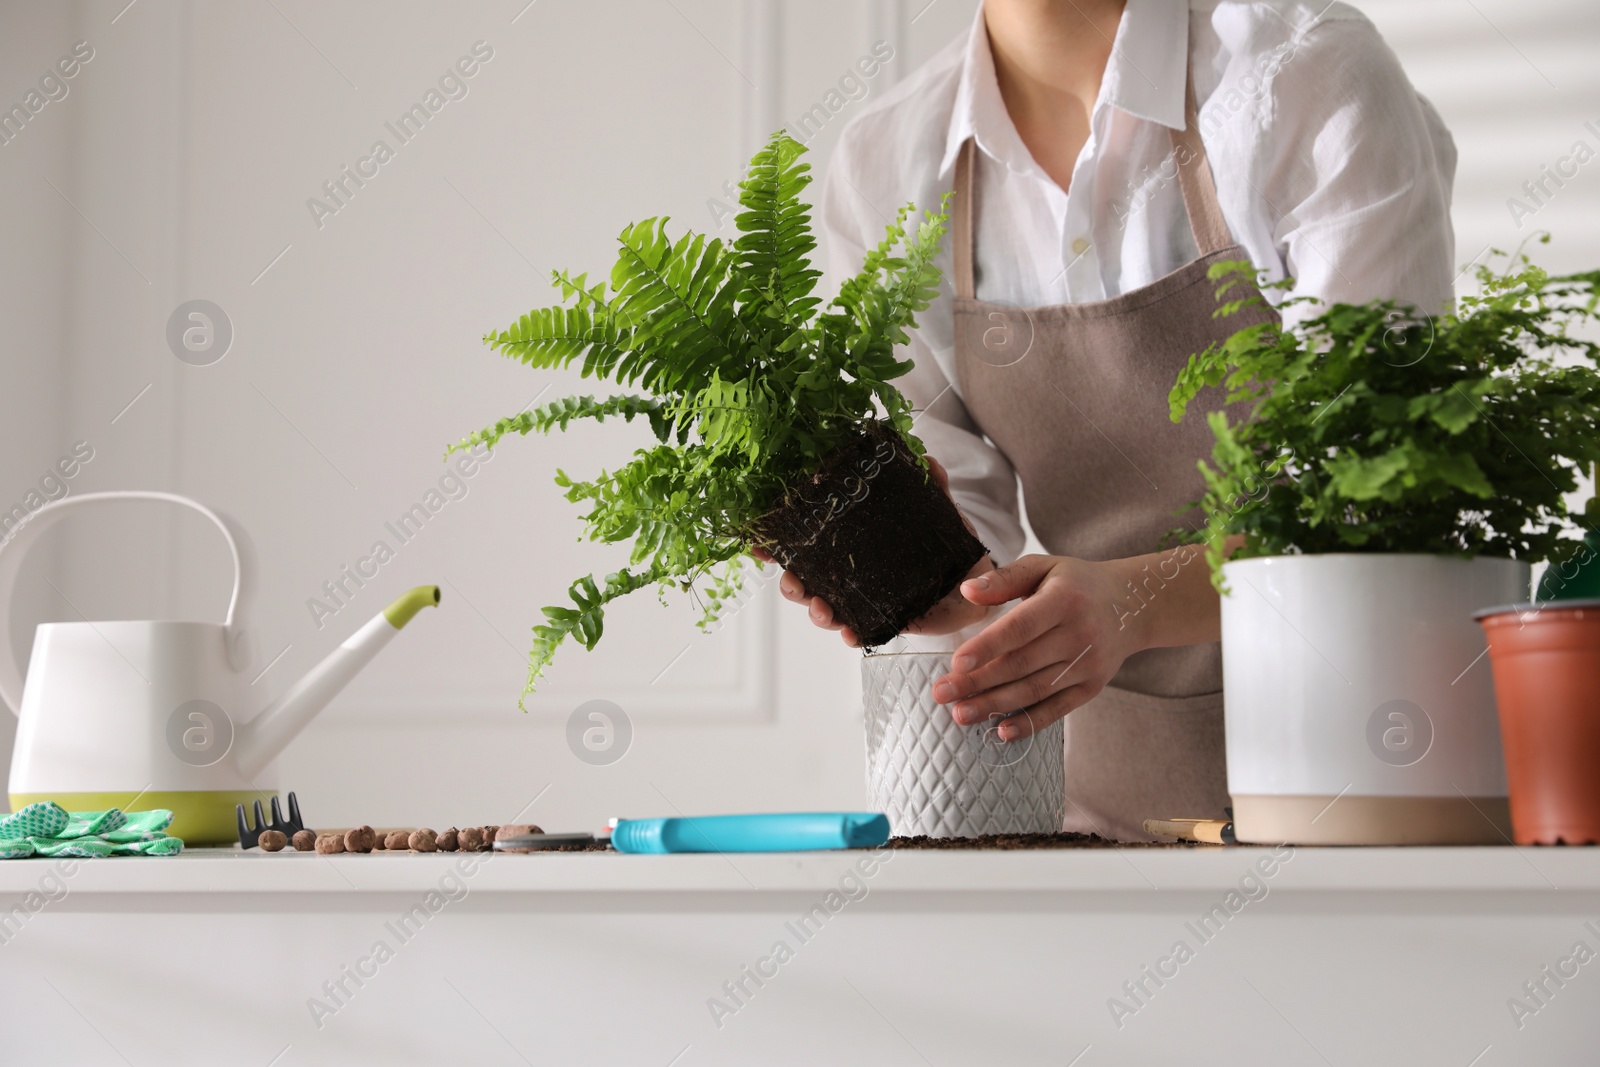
[863, 652, 1064, 837]
[1221, 554, 1529, 845]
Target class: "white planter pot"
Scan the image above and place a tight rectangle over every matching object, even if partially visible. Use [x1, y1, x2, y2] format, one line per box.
[863, 652, 1064, 837]
[1221, 554, 1528, 844]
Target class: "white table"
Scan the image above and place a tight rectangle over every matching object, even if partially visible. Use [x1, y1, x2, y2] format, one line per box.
[1, 845, 1596, 1066]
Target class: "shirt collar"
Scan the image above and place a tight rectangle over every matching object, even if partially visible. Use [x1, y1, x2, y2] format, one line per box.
[1102, 0, 1189, 130]
[939, 0, 1189, 179]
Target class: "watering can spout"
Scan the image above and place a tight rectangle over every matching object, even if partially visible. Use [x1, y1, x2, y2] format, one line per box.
[233, 586, 440, 778]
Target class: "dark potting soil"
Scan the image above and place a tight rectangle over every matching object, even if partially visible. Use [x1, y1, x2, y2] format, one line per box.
[501, 834, 1196, 853]
[514, 836, 1186, 852]
[885, 832, 1196, 850]
[749, 422, 988, 646]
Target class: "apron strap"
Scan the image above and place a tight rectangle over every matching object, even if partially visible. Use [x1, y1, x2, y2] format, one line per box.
[952, 138, 977, 299]
[1169, 71, 1234, 258]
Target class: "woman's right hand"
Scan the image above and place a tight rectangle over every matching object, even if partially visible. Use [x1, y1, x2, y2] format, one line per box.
[752, 456, 995, 647]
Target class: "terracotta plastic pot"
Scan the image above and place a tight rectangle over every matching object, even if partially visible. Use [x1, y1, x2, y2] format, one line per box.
[1477, 599, 1600, 845]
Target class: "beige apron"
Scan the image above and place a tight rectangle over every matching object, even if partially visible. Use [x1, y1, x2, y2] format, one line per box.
[951, 73, 1279, 841]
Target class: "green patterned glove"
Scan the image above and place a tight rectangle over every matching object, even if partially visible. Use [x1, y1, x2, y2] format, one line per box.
[0, 801, 70, 840]
[0, 802, 182, 859]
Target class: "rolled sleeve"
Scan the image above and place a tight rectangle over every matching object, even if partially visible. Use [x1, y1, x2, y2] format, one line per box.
[1257, 16, 1457, 326]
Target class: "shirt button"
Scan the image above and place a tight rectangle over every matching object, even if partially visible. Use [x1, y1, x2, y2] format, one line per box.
[1070, 236, 1091, 256]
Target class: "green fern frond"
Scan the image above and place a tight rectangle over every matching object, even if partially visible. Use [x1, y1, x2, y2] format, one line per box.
[455, 130, 951, 707]
[736, 132, 822, 329]
[446, 394, 671, 457]
[521, 565, 662, 708]
[483, 303, 633, 379]
[608, 219, 744, 392]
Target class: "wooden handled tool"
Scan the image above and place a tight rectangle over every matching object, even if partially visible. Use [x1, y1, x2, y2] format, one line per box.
[1143, 817, 1236, 845]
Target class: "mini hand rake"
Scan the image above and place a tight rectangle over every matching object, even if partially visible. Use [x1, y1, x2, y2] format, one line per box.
[236, 792, 309, 849]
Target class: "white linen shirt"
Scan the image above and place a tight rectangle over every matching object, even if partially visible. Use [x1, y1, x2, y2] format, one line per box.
[818, 0, 1458, 563]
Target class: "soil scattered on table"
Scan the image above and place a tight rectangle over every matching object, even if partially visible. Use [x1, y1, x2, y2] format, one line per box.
[505, 833, 1196, 852]
[417, 832, 1198, 853]
[886, 832, 1195, 850]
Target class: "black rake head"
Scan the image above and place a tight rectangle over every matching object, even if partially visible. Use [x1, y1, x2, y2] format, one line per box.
[236, 792, 308, 849]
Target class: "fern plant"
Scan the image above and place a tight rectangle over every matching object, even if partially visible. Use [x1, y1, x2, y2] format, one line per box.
[1168, 241, 1600, 586]
[451, 132, 950, 706]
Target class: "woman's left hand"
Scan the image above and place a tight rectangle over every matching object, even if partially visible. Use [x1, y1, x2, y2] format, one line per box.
[929, 554, 1148, 742]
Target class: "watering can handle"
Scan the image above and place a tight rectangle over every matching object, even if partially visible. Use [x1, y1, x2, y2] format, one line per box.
[0, 491, 247, 715]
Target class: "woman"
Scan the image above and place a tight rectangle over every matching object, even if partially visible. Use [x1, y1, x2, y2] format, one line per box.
[782, 0, 1457, 839]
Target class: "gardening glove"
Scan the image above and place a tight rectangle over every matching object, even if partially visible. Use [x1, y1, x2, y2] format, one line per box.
[0, 801, 66, 858]
[57, 807, 129, 838]
[0, 801, 182, 858]
[0, 800, 71, 840]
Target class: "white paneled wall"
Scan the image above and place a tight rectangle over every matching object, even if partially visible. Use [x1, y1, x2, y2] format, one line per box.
[1364, 0, 1600, 516]
[0, 0, 1594, 831]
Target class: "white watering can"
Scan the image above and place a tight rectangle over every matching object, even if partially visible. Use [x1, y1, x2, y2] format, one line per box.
[0, 492, 439, 844]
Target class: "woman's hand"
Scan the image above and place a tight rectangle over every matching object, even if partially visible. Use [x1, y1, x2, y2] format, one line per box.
[934, 539, 1234, 740]
[930, 555, 1150, 742]
[753, 456, 995, 646]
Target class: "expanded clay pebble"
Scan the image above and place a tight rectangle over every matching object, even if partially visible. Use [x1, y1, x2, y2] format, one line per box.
[273, 823, 519, 856]
[494, 824, 544, 852]
[498, 823, 543, 838]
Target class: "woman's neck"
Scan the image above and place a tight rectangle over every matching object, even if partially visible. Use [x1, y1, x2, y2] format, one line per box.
[983, 0, 1127, 192]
